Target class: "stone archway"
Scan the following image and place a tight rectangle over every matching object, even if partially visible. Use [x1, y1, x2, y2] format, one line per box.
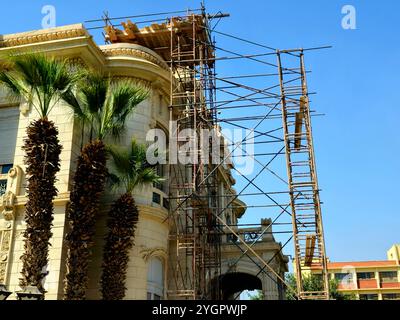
[218, 272, 262, 300]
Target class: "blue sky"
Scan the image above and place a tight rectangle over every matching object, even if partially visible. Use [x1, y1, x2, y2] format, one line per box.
[1, 0, 399, 263]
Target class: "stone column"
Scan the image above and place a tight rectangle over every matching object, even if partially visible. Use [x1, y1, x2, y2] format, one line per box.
[262, 272, 280, 300]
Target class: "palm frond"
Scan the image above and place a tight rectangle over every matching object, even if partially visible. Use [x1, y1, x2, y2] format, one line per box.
[106, 144, 131, 175]
[80, 72, 108, 115]
[61, 89, 86, 121]
[107, 138, 163, 194]
[100, 81, 148, 139]
[0, 53, 80, 118]
[138, 167, 164, 185]
[106, 172, 122, 190]
[0, 70, 29, 104]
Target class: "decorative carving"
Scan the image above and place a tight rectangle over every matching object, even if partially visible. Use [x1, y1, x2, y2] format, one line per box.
[0, 27, 87, 48]
[1, 191, 16, 221]
[6, 165, 22, 196]
[0, 230, 11, 251]
[67, 57, 86, 68]
[0, 263, 5, 283]
[140, 247, 167, 262]
[0, 229, 12, 283]
[102, 47, 170, 71]
[8, 168, 17, 178]
[149, 120, 157, 129]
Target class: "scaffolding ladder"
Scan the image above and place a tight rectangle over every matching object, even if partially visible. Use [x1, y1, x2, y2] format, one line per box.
[277, 50, 330, 300]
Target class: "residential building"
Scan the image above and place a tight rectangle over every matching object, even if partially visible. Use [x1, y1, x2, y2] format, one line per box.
[305, 244, 400, 300]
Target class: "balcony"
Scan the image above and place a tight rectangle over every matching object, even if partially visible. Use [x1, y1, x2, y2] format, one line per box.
[357, 279, 378, 289]
[337, 282, 357, 290]
[380, 278, 400, 289]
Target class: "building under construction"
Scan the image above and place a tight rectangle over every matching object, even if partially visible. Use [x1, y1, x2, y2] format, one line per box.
[0, 4, 329, 300]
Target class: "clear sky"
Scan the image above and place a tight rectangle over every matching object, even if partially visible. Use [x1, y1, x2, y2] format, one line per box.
[1, 0, 399, 263]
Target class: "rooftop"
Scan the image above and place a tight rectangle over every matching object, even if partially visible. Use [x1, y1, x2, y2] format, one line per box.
[104, 14, 214, 64]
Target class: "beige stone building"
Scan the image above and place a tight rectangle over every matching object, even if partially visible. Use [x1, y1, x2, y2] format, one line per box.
[0, 23, 288, 300]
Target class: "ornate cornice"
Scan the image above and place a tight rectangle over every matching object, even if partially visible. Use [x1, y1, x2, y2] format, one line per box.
[101, 47, 170, 72]
[0, 25, 88, 48]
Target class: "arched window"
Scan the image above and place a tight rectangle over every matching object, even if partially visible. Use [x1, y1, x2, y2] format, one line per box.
[152, 125, 168, 193]
[147, 257, 164, 300]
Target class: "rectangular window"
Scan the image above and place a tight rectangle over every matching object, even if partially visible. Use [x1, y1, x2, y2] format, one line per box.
[153, 164, 166, 192]
[152, 192, 161, 204]
[0, 179, 7, 196]
[162, 198, 169, 210]
[0, 106, 19, 166]
[359, 294, 378, 300]
[382, 293, 400, 300]
[0, 164, 13, 196]
[357, 272, 375, 280]
[335, 273, 353, 281]
[379, 271, 398, 283]
[0, 164, 12, 174]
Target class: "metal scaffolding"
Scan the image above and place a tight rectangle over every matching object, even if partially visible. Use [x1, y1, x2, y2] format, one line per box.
[90, 2, 331, 300]
[167, 12, 221, 299]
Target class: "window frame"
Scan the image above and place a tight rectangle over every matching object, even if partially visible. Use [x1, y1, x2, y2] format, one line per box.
[0, 163, 12, 196]
[379, 271, 398, 283]
[334, 272, 354, 283]
[147, 256, 165, 300]
[357, 272, 375, 280]
[359, 294, 378, 300]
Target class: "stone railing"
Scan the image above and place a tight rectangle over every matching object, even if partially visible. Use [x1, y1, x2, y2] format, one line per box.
[224, 226, 271, 244]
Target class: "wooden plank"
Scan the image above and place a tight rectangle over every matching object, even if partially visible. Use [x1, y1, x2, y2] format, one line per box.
[294, 112, 304, 150]
[304, 234, 316, 266]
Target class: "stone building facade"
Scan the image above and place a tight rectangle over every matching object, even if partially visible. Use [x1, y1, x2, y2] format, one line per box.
[0, 24, 287, 300]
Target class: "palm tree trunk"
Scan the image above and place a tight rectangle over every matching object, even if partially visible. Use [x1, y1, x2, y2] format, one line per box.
[64, 139, 107, 300]
[101, 193, 139, 300]
[20, 118, 62, 293]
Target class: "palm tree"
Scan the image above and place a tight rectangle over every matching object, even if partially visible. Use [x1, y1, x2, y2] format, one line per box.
[62, 73, 148, 300]
[0, 53, 79, 293]
[101, 139, 162, 300]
